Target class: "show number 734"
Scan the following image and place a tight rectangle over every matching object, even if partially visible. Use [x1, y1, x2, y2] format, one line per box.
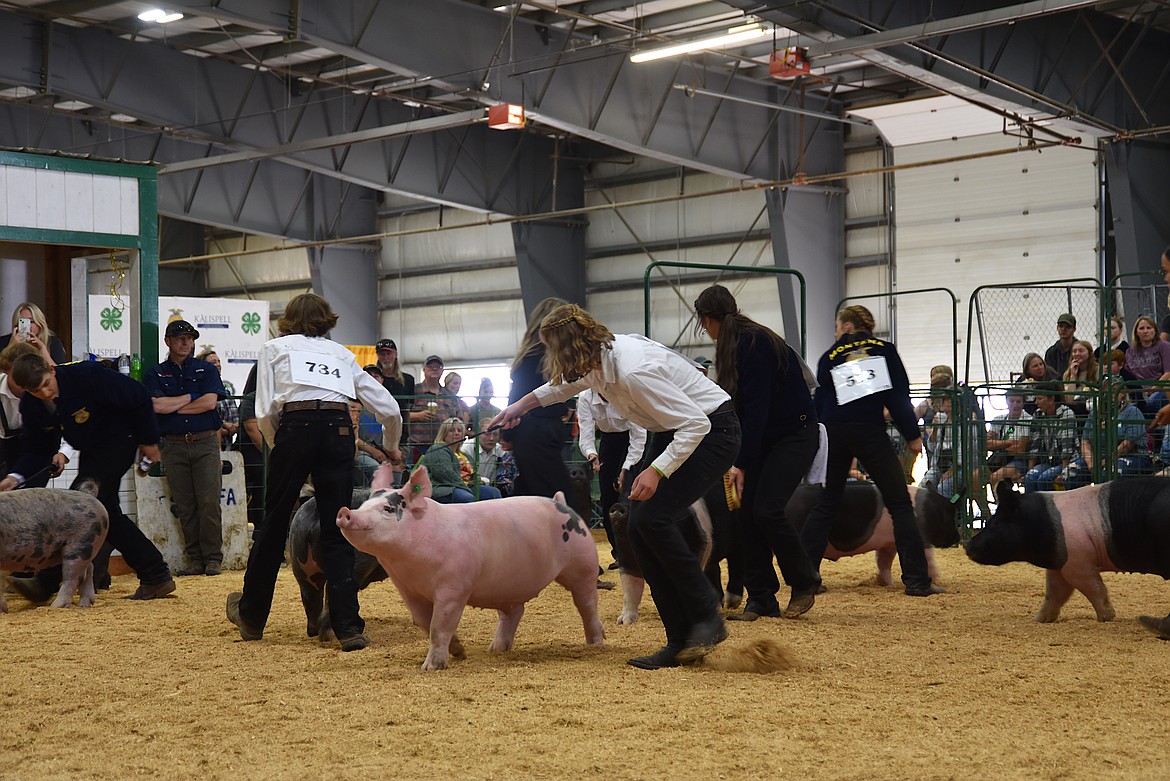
[304, 361, 342, 379]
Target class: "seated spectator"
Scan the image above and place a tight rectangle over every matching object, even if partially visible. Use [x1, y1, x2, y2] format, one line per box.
[1104, 349, 1145, 412]
[495, 437, 517, 496]
[197, 349, 239, 449]
[444, 371, 471, 424]
[986, 390, 1031, 493]
[1074, 387, 1151, 483]
[919, 391, 954, 497]
[358, 366, 385, 441]
[419, 418, 502, 502]
[1023, 384, 1079, 492]
[461, 418, 510, 496]
[1126, 315, 1170, 412]
[469, 377, 502, 431]
[1103, 314, 1128, 356]
[1045, 313, 1078, 377]
[1061, 339, 1098, 419]
[1015, 352, 1061, 415]
[349, 400, 386, 487]
[906, 365, 953, 481]
[0, 302, 68, 364]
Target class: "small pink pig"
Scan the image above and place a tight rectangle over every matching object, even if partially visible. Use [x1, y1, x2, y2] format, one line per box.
[336, 464, 605, 670]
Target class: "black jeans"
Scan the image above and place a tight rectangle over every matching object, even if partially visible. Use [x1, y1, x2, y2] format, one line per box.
[799, 422, 931, 590]
[738, 421, 821, 609]
[31, 435, 171, 590]
[510, 415, 571, 498]
[239, 409, 363, 638]
[597, 429, 630, 556]
[628, 407, 740, 646]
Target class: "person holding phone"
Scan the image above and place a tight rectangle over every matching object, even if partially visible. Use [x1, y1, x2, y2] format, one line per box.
[0, 303, 68, 364]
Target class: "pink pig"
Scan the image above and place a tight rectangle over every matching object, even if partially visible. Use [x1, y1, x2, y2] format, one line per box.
[336, 464, 605, 670]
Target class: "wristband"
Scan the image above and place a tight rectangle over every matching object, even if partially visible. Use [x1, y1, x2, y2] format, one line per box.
[651, 464, 666, 479]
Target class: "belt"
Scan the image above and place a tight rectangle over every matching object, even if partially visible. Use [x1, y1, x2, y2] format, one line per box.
[163, 430, 217, 443]
[282, 400, 349, 414]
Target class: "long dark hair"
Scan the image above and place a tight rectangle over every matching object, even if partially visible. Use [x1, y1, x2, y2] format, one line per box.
[511, 297, 568, 373]
[694, 284, 788, 398]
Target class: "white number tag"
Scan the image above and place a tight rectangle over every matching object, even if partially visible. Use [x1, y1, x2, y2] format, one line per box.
[288, 350, 355, 397]
[830, 356, 892, 405]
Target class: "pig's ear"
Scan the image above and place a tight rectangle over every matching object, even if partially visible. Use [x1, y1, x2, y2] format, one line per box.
[995, 480, 1019, 514]
[406, 465, 434, 504]
[371, 463, 396, 492]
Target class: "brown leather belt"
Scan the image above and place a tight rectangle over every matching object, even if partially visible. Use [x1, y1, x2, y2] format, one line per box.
[163, 430, 217, 443]
[282, 400, 348, 413]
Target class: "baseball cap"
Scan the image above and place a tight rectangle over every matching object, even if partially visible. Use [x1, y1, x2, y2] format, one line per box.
[1057, 313, 1076, 327]
[363, 364, 383, 375]
[425, 355, 444, 368]
[165, 319, 199, 339]
[375, 339, 396, 351]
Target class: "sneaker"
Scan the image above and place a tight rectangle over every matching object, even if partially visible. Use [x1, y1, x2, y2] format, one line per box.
[8, 576, 51, 605]
[124, 579, 177, 600]
[226, 592, 264, 641]
[204, 563, 222, 576]
[339, 633, 370, 652]
[627, 643, 684, 670]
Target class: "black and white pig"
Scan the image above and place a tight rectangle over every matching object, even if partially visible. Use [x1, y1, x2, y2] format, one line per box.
[787, 481, 961, 587]
[0, 480, 108, 612]
[288, 489, 388, 641]
[966, 479, 1170, 622]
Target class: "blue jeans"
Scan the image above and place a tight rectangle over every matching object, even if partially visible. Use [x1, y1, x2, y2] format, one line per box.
[437, 485, 504, 503]
[1024, 462, 1063, 492]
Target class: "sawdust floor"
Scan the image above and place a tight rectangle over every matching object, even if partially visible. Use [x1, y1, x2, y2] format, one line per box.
[2, 537, 1169, 781]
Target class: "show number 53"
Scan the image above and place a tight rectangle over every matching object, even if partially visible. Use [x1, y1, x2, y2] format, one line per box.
[843, 368, 876, 387]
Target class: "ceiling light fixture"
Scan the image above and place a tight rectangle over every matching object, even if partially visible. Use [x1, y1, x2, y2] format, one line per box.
[630, 23, 768, 64]
[487, 104, 526, 130]
[138, 8, 184, 23]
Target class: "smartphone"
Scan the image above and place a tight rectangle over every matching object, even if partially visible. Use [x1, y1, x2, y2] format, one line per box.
[16, 317, 31, 336]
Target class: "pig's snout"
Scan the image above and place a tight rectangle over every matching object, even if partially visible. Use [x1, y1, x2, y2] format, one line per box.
[336, 506, 353, 528]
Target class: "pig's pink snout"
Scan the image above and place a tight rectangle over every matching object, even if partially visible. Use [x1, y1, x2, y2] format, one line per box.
[336, 507, 352, 527]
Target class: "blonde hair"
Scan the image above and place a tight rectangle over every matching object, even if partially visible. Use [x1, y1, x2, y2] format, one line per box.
[0, 340, 41, 374]
[511, 297, 568, 373]
[539, 304, 614, 384]
[10, 303, 54, 343]
[434, 417, 466, 444]
[195, 349, 217, 362]
[836, 305, 876, 333]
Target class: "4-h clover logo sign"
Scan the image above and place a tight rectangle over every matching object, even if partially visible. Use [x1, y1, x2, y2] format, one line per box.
[241, 312, 261, 335]
[100, 307, 123, 332]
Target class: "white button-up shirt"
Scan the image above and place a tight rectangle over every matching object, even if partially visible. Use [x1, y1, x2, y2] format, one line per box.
[575, 388, 647, 471]
[256, 334, 402, 451]
[533, 334, 730, 477]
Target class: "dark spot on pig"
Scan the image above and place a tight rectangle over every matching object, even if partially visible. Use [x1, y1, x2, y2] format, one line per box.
[555, 500, 588, 541]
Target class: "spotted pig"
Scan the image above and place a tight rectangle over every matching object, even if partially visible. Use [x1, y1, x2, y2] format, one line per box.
[0, 480, 109, 611]
[966, 479, 1170, 622]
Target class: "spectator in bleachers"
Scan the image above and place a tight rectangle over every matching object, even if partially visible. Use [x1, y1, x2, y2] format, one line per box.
[407, 355, 459, 464]
[375, 338, 414, 449]
[443, 371, 471, 424]
[1103, 315, 1128, 355]
[906, 365, 953, 482]
[1125, 315, 1170, 412]
[469, 377, 502, 431]
[1061, 339, 1098, 419]
[0, 303, 68, 364]
[1074, 387, 1151, 483]
[419, 417, 502, 502]
[1104, 349, 1145, 412]
[461, 418, 510, 497]
[986, 389, 1031, 493]
[1045, 313, 1078, 376]
[1023, 383, 1079, 492]
[349, 400, 385, 487]
[1016, 352, 1060, 415]
[918, 390, 954, 497]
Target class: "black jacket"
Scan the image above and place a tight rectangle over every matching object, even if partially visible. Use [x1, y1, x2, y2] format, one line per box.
[732, 330, 815, 469]
[813, 332, 920, 443]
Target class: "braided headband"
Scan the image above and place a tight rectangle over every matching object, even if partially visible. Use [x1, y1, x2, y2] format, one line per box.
[541, 305, 583, 331]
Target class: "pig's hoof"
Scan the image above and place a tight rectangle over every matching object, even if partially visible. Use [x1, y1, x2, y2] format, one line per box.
[617, 611, 638, 625]
[1095, 610, 1116, 623]
[596, 579, 615, 591]
[722, 592, 742, 610]
[1034, 610, 1059, 623]
[421, 655, 449, 671]
[449, 636, 466, 660]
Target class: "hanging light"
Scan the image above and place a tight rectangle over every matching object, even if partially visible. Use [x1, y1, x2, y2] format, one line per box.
[487, 104, 526, 130]
[630, 23, 768, 64]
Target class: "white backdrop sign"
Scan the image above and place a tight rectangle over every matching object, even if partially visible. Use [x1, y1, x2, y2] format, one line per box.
[87, 295, 269, 393]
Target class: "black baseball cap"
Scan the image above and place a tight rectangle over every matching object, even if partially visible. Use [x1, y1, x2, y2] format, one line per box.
[424, 355, 444, 368]
[376, 339, 396, 350]
[165, 319, 199, 339]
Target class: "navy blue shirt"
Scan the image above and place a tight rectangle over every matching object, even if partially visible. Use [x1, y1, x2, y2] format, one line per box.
[14, 361, 160, 477]
[732, 330, 816, 469]
[142, 356, 226, 436]
[813, 331, 920, 443]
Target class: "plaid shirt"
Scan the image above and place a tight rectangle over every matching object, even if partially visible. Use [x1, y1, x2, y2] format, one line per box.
[1030, 404, 1078, 464]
